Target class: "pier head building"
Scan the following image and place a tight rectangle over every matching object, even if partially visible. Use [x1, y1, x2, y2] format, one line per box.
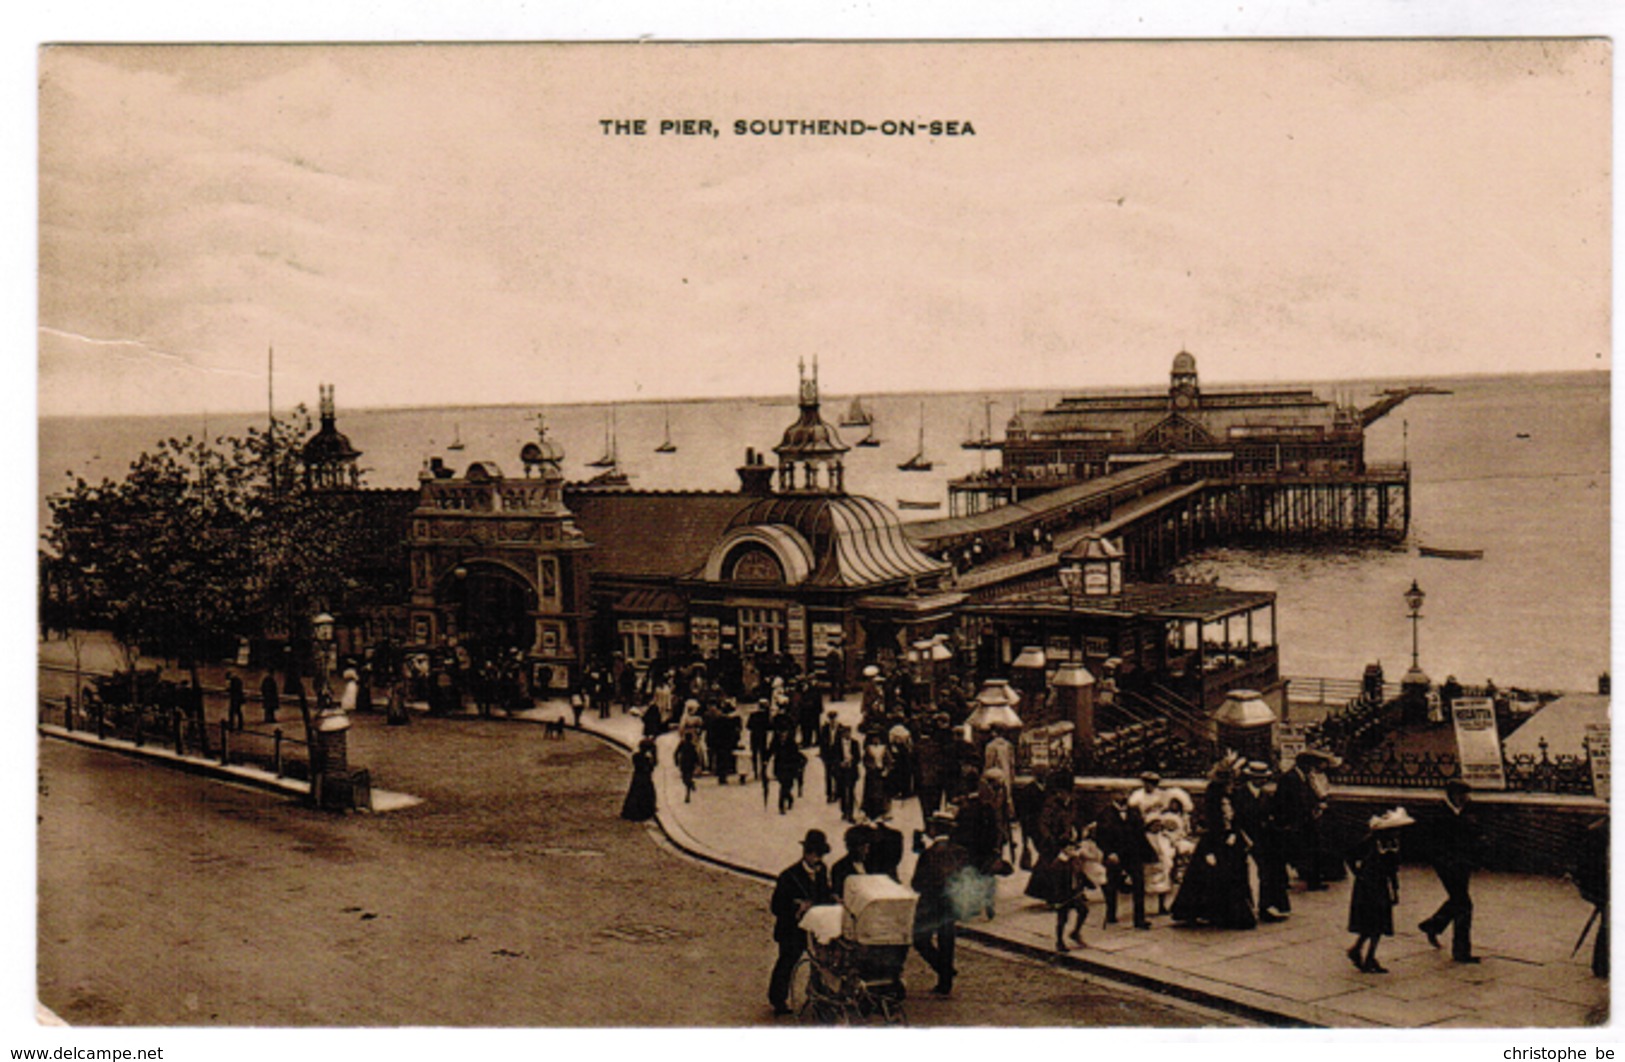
[948, 351, 1422, 545]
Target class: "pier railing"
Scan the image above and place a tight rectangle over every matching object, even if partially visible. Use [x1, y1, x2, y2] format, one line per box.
[1286, 675, 1402, 708]
[1326, 741, 1597, 796]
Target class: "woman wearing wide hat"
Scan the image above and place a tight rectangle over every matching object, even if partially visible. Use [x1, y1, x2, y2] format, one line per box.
[1345, 806, 1414, 973]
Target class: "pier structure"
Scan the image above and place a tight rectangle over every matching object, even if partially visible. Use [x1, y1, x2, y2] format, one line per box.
[920, 350, 1421, 587]
[909, 460, 1410, 598]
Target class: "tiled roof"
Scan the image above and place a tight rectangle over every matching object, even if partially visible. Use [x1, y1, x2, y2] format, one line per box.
[564, 489, 753, 578]
[728, 494, 947, 589]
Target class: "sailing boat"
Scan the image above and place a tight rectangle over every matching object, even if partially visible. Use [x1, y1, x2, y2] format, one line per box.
[840, 396, 874, 428]
[898, 404, 933, 472]
[961, 398, 1000, 450]
[448, 423, 465, 451]
[655, 407, 677, 453]
[856, 422, 881, 447]
[587, 408, 619, 468]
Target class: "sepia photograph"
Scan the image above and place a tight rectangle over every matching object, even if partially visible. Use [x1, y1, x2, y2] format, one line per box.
[31, 32, 1611, 1041]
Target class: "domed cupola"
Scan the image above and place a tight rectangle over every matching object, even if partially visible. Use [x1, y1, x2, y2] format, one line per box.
[301, 384, 362, 491]
[772, 357, 849, 494]
[1169, 348, 1201, 411]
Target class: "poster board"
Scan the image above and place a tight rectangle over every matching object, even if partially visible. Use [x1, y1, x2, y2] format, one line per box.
[1584, 722, 1610, 800]
[1451, 696, 1507, 790]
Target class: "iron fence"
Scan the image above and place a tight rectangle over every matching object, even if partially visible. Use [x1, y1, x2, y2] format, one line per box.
[39, 695, 312, 782]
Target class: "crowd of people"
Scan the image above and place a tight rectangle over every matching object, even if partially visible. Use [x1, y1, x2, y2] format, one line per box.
[597, 651, 1609, 1020]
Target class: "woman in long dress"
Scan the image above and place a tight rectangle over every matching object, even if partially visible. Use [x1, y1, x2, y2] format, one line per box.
[620, 738, 658, 822]
[1171, 795, 1256, 929]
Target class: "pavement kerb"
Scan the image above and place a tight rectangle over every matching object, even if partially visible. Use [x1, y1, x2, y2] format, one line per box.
[37, 723, 421, 812]
[39, 723, 312, 801]
[562, 714, 1328, 1028]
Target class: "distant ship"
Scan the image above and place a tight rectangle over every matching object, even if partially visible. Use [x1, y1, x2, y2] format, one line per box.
[898, 405, 933, 472]
[840, 397, 874, 428]
[588, 408, 620, 468]
[856, 424, 881, 447]
[960, 398, 1001, 450]
[896, 498, 942, 511]
[655, 407, 677, 454]
[447, 423, 465, 451]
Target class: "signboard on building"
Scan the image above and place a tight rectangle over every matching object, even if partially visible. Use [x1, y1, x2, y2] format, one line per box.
[811, 621, 843, 660]
[786, 604, 807, 662]
[1584, 722, 1610, 800]
[691, 616, 721, 656]
[1451, 697, 1507, 790]
[1274, 722, 1312, 770]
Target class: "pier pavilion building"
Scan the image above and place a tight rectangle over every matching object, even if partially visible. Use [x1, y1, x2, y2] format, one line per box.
[392, 364, 962, 691]
[565, 361, 963, 686]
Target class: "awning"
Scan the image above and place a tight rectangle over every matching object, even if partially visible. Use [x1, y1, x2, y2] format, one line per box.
[614, 587, 686, 615]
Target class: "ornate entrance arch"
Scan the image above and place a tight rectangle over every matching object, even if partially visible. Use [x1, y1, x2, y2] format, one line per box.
[436, 560, 537, 659]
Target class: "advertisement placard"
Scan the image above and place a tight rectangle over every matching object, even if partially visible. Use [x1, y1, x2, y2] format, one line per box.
[1584, 722, 1610, 800]
[1451, 696, 1507, 790]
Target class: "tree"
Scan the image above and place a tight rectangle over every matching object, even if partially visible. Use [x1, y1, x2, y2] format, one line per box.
[43, 408, 407, 670]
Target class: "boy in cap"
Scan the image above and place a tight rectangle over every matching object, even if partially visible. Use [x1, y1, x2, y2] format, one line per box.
[768, 829, 834, 1016]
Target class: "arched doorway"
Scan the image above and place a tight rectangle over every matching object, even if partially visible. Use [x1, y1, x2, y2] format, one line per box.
[438, 561, 537, 663]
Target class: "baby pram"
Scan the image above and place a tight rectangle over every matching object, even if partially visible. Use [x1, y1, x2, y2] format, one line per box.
[791, 874, 918, 1025]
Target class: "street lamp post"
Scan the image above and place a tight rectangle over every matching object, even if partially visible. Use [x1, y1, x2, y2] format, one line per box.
[1404, 580, 1425, 671]
[312, 611, 336, 696]
[1400, 579, 1430, 723]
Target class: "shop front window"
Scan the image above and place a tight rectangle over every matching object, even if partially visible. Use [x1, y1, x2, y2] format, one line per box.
[739, 606, 786, 655]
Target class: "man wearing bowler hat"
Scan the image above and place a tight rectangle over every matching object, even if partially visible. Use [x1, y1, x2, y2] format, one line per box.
[1418, 778, 1482, 963]
[768, 829, 834, 1016]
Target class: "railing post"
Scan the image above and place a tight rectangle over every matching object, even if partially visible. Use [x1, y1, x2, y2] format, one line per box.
[273, 729, 284, 778]
[63, 697, 74, 733]
[133, 707, 144, 747]
[219, 720, 230, 765]
[172, 711, 184, 756]
[95, 704, 106, 741]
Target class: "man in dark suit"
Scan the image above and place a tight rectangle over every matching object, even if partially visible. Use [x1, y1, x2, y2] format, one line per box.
[911, 814, 971, 995]
[1273, 751, 1328, 891]
[260, 673, 279, 724]
[1093, 785, 1155, 929]
[1233, 760, 1290, 921]
[768, 829, 834, 1016]
[1418, 779, 1481, 963]
[226, 672, 246, 731]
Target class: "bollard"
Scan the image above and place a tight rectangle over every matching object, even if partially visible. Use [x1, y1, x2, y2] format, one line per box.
[95, 704, 105, 741]
[219, 720, 230, 765]
[134, 708, 144, 748]
[63, 697, 74, 733]
[173, 712, 184, 756]
[273, 729, 283, 777]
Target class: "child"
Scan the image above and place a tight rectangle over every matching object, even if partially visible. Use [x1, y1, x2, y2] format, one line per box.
[675, 730, 700, 804]
[1346, 807, 1414, 973]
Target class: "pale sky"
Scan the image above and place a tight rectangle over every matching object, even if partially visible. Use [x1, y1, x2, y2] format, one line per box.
[39, 40, 1610, 416]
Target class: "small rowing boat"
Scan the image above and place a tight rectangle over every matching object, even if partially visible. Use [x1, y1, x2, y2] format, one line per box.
[1419, 546, 1483, 560]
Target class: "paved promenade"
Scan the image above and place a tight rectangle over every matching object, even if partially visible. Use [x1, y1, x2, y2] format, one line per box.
[559, 700, 1607, 1029]
[35, 634, 1608, 1028]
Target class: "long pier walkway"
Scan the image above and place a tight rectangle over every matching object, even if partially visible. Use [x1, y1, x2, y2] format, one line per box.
[911, 459, 1410, 594]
